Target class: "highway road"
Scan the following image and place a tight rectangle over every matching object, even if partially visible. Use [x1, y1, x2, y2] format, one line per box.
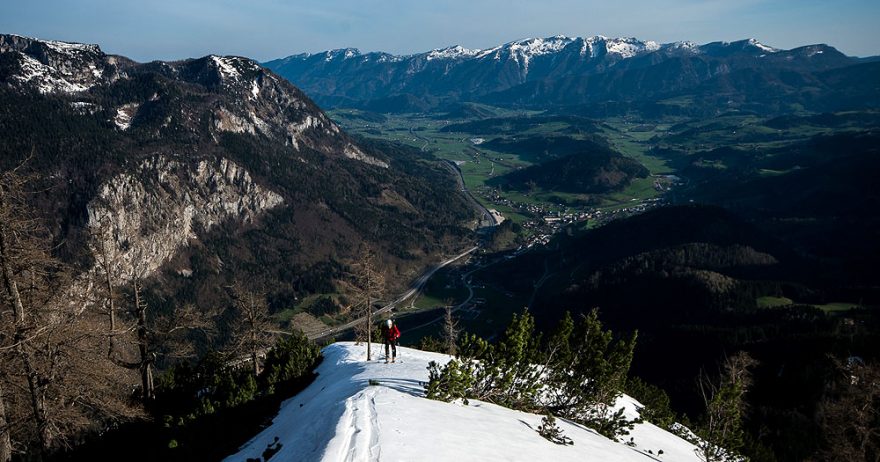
[441, 160, 498, 229]
[308, 245, 478, 341]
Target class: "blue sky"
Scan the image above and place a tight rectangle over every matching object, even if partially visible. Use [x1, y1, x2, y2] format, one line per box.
[2, 0, 879, 61]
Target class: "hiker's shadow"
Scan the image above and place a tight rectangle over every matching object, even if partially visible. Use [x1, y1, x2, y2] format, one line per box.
[368, 377, 426, 397]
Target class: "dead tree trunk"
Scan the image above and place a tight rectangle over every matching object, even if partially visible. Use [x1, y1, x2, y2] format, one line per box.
[133, 282, 153, 401]
[443, 303, 459, 356]
[0, 383, 11, 462]
[94, 223, 117, 359]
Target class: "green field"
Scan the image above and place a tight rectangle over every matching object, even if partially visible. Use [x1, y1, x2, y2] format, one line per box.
[757, 296, 794, 308]
[757, 296, 861, 312]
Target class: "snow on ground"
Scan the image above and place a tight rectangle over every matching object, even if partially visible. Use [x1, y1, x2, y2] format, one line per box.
[212, 56, 242, 80]
[113, 103, 139, 130]
[747, 38, 779, 53]
[12, 52, 91, 94]
[604, 37, 660, 58]
[226, 342, 702, 462]
[426, 45, 480, 61]
[42, 38, 101, 55]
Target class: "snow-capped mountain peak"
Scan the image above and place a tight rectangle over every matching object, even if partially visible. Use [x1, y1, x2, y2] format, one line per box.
[747, 37, 779, 53]
[507, 35, 576, 56]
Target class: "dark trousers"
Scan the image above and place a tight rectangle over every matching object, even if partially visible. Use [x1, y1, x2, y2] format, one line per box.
[384, 339, 398, 359]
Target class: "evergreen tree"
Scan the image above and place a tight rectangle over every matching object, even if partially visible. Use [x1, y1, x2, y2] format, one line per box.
[538, 413, 573, 445]
[426, 308, 639, 440]
[543, 310, 639, 440]
[261, 332, 322, 395]
[625, 376, 677, 429]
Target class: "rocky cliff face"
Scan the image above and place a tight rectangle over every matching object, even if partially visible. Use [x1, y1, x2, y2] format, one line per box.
[87, 156, 283, 283]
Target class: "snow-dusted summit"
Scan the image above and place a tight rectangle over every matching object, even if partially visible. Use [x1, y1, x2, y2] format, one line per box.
[226, 342, 703, 461]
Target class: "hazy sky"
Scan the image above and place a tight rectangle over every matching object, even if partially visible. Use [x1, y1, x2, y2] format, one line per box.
[3, 0, 879, 62]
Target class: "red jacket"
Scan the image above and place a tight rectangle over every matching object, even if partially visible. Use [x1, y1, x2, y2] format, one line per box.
[384, 324, 400, 342]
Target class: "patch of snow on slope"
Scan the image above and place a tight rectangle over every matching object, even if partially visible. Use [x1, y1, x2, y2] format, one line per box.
[748, 38, 779, 53]
[211, 55, 241, 80]
[664, 41, 702, 54]
[324, 48, 361, 62]
[12, 52, 90, 94]
[113, 103, 139, 130]
[250, 79, 260, 99]
[605, 37, 658, 58]
[225, 342, 702, 462]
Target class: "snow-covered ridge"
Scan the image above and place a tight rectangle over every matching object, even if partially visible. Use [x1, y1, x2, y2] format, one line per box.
[42, 37, 102, 55]
[1, 33, 102, 55]
[427, 45, 481, 60]
[747, 38, 779, 53]
[324, 48, 361, 62]
[278, 34, 790, 66]
[662, 41, 702, 54]
[227, 342, 703, 461]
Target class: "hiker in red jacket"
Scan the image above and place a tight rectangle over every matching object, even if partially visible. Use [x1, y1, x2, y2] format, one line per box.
[382, 319, 401, 363]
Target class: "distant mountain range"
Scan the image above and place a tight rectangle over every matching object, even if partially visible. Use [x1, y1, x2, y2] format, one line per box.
[264, 35, 880, 114]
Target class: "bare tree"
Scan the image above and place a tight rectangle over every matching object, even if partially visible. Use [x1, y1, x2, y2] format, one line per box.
[0, 166, 139, 457]
[90, 216, 120, 359]
[350, 247, 385, 361]
[228, 284, 276, 377]
[695, 351, 757, 462]
[109, 280, 218, 401]
[442, 301, 459, 355]
[817, 357, 880, 462]
[0, 166, 63, 453]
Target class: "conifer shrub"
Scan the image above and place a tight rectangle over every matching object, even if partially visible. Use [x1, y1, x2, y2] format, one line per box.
[538, 414, 574, 445]
[625, 376, 677, 429]
[425, 309, 639, 440]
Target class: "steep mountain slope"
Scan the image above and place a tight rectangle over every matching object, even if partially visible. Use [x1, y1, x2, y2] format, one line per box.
[0, 34, 474, 320]
[264, 35, 870, 113]
[227, 343, 703, 461]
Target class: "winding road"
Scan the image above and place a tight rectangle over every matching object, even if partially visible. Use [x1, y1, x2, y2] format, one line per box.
[309, 246, 478, 341]
[441, 160, 498, 229]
